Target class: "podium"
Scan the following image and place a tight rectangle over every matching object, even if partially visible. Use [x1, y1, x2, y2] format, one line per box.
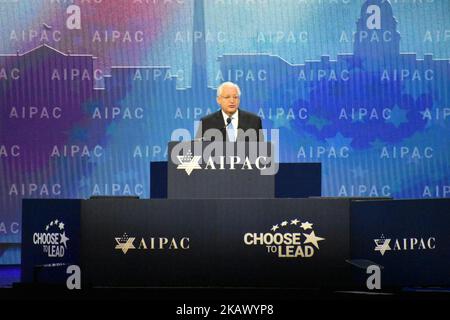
[151, 141, 322, 199]
[19, 141, 450, 289]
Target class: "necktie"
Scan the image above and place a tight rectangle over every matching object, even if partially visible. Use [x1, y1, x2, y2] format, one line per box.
[226, 118, 236, 142]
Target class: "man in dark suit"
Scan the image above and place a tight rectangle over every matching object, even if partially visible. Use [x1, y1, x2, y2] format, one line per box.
[197, 82, 263, 142]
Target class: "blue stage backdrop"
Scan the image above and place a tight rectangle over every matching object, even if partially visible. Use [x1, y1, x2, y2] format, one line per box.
[0, 0, 449, 268]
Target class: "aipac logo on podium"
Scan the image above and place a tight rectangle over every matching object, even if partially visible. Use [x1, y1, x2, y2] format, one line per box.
[374, 234, 437, 256]
[244, 218, 325, 259]
[175, 149, 272, 176]
[114, 233, 190, 254]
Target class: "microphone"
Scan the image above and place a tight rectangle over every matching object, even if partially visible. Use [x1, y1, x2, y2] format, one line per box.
[224, 117, 232, 129]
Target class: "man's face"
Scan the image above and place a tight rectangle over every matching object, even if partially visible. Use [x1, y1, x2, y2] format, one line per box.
[217, 85, 240, 116]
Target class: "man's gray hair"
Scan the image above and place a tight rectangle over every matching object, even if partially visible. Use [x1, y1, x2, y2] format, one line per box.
[217, 82, 241, 97]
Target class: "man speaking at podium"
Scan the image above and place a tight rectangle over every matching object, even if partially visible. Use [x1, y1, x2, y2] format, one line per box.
[197, 82, 263, 142]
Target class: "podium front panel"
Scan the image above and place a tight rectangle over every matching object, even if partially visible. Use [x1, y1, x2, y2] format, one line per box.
[167, 141, 275, 199]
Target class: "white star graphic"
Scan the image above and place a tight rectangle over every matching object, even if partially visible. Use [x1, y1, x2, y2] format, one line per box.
[60, 231, 70, 248]
[59, 222, 64, 230]
[303, 231, 325, 249]
[281, 221, 288, 227]
[374, 236, 391, 256]
[271, 225, 279, 232]
[301, 221, 313, 230]
[290, 219, 300, 225]
[176, 154, 202, 176]
[115, 236, 136, 254]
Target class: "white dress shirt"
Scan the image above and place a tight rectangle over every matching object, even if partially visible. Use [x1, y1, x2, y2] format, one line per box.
[221, 109, 239, 142]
